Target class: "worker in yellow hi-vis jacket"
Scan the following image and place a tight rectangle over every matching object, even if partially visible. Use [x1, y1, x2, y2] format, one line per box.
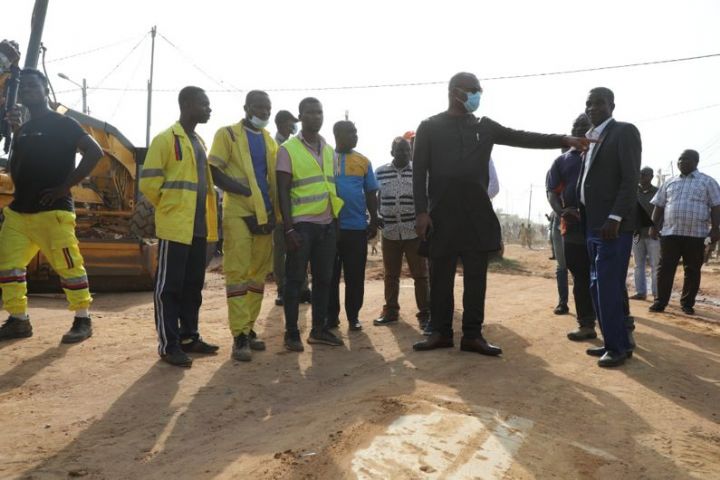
[139, 86, 219, 368]
[208, 90, 279, 362]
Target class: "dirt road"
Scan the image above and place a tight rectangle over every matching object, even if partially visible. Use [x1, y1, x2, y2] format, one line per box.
[1, 246, 719, 479]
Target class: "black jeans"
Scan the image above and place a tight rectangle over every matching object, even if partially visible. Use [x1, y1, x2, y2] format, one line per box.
[283, 222, 336, 336]
[656, 235, 706, 308]
[154, 237, 206, 355]
[328, 229, 368, 324]
[429, 249, 488, 339]
[563, 240, 597, 328]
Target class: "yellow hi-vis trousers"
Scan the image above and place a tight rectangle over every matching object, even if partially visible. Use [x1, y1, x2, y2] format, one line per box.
[0, 208, 92, 315]
[223, 215, 272, 336]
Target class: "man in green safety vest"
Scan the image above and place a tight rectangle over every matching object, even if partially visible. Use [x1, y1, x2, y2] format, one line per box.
[276, 97, 344, 352]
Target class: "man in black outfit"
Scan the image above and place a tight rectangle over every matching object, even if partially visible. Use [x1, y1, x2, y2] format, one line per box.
[412, 72, 591, 355]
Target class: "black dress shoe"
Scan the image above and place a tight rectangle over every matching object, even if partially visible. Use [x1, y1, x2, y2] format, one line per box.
[553, 304, 570, 315]
[587, 346, 633, 359]
[598, 350, 629, 368]
[460, 336, 503, 356]
[648, 302, 665, 312]
[629, 293, 647, 300]
[681, 305, 695, 315]
[567, 327, 597, 341]
[373, 315, 399, 326]
[161, 350, 193, 367]
[413, 333, 454, 351]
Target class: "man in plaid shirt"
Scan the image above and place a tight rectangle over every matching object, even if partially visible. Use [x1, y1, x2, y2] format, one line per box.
[649, 149, 720, 315]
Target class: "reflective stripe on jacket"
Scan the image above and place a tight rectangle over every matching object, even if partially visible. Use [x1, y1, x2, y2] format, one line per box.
[139, 122, 218, 244]
[283, 136, 343, 220]
[208, 124, 278, 223]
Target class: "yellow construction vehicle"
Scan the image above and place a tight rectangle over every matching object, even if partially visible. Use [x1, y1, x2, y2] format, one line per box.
[0, 105, 159, 292]
[1, 27, 158, 292]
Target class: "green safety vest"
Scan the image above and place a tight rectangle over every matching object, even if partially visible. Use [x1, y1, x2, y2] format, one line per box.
[283, 137, 343, 220]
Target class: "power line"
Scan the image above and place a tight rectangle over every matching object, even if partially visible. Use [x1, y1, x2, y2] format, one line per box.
[637, 102, 720, 123]
[45, 36, 140, 63]
[56, 50, 720, 95]
[157, 33, 241, 92]
[92, 32, 148, 90]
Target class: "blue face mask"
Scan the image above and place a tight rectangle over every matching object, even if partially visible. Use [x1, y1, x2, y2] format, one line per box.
[461, 91, 482, 113]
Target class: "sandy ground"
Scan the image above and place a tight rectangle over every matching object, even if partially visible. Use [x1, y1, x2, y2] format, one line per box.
[1, 245, 719, 479]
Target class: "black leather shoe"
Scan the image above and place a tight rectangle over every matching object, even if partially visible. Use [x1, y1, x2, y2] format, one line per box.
[629, 293, 647, 300]
[553, 304, 570, 315]
[587, 346, 633, 359]
[413, 333, 454, 351]
[373, 315, 399, 326]
[567, 327, 597, 341]
[681, 305, 695, 315]
[648, 302, 665, 312]
[181, 338, 219, 354]
[460, 336, 502, 356]
[598, 350, 629, 368]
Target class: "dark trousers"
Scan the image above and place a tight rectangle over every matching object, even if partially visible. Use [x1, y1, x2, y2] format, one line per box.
[381, 236, 430, 320]
[563, 240, 597, 328]
[586, 231, 633, 353]
[429, 249, 488, 339]
[273, 224, 310, 297]
[154, 237, 206, 356]
[656, 235, 706, 308]
[328, 229, 368, 323]
[284, 222, 336, 336]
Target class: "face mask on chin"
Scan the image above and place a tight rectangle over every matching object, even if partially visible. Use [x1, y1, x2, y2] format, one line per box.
[250, 116, 269, 129]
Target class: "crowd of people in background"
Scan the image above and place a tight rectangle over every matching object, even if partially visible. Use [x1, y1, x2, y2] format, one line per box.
[3, 67, 720, 372]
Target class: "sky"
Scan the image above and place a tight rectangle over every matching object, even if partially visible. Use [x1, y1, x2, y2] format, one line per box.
[5, 0, 720, 223]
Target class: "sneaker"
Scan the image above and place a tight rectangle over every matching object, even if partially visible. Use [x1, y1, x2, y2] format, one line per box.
[300, 289, 312, 304]
[232, 334, 252, 362]
[61, 317, 92, 344]
[161, 349, 193, 367]
[181, 338, 219, 355]
[275, 296, 284, 306]
[284, 332, 304, 352]
[307, 329, 344, 346]
[0, 316, 33, 341]
[349, 320, 362, 331]
[249, 330, 266, 351]
[373, 315, 399, 326]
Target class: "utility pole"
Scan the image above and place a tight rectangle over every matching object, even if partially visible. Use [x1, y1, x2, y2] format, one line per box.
[58, 73, 88, 114]
[146, 25, 157, 147]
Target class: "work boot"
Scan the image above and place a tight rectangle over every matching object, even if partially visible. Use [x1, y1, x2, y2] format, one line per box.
[249, 330, 266, 351]
[0, 316, 33, 341]
[566, 326, 597, 341]
[61, 317, 92, 344]
[232, 333, 252, 362]
[161, 349, 193, 367]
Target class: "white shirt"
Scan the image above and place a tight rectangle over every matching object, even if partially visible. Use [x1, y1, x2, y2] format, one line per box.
[488, 157, 500, 200]
[579, 117, 621, 221]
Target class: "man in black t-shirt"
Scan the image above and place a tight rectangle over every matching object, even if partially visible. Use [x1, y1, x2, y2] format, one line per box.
[0, 69, 103, 343]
